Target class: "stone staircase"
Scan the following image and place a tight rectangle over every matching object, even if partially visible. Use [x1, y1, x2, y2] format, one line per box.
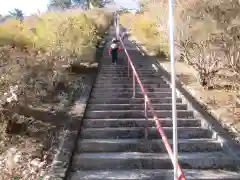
[66, 35, 240, 179]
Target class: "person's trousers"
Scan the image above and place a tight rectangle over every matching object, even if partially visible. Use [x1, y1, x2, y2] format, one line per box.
[112, 53, 118, 63]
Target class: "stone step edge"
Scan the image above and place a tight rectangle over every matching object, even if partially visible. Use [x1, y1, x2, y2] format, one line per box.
[69, 169, 240, 180]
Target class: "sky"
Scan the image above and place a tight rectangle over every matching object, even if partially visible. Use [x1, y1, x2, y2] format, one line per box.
[0, 0, 139, 16]
[0, 0, 49, 16]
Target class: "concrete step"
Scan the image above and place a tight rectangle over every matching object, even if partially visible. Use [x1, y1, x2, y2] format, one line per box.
[98, 69, 158, 73]
[99, 69, 157, 73]
[78, 139, 221, 153]
[71, 152, 237, 170]
[91, 87, 172, 93]
[95, 79, 166, 84]
[98, 73, 161, 77]
[87, 103, 187, 111]
[85, 110, 194, 119]
[100, 65, 153, 68]
[91, 92, 173, 98]
[83, 118, 201, 128]
[92, 89, 169, 95]
[81, 127, 212, 139]
[88, 97, 182, 104]
[69, 169, 240, 180]
[98, 74, 161, 78]
[97, 69, 160, 73]
[95, 82, 167, 87]
[100, 66, 155, 70]
[98, 67, 156, 71]
[94, 82, 168, 86]
[99, 66, 156, 69]
[96, 77, 165, 81]
[100, 65, 145, 67]
[93, 83, 170, 88]
[99, 69, 157, 72]
[99, 69, 156, 72]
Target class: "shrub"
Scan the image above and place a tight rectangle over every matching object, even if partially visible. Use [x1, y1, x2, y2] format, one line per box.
[0, 9, 113, 134]
[35, 12, 99, 64]
[0, 20, 34, 49]
[0, 9, 113, 63]
[120, 13, 133, 29]
[86, 8, 113, 36]
[0, 9, 113, 94]
[120, 14, 169, 57]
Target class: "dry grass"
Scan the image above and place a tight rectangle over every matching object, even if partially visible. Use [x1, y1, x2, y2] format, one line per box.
[0, 8, 112, 179]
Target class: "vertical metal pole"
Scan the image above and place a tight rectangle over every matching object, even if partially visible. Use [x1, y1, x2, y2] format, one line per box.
[132, 72, 136, 98]
[114, 12, 117, 37]
[168, 0, 178, 180]
[128, 61, 130, 77]
[144, 95, 148, 139]
[116, 13, 119, 40]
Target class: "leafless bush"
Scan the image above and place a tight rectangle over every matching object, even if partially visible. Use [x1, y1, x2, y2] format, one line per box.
[185, 39, 223, 87]
[221, 21, 240, 75]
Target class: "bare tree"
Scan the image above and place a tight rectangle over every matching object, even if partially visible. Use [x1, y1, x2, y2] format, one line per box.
[89, 0, 112, 8]
[185, 39, 223, 87]
[49, 0, 72, 10]
[8, 9, 24, 22]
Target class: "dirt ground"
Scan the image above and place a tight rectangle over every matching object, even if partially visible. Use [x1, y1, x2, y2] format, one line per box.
[0, 73, 85, 180]
[159, 60, 240, 142]
[0, 46, 100, 179]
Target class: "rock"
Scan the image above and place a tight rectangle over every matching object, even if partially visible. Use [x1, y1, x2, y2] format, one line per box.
[43, 155, 48, 160]
[6, 147, 18, 171]
[44, 175, 50, 180]
[30, 168, 37, 173]
[31, 149, 44, 159]
[90, 62, 98, 68]
[14, 151, 22, 163]
[22, 170, 28, 176]
[0, 156, 5, 169]
[31, 158, 41, 166]
[31, 158, 46, 169]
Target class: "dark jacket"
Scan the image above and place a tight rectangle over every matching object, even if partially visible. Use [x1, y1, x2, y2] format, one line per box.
[109, 42, 120, 56]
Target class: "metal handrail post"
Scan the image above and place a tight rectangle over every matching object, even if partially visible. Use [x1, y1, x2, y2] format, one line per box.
[132, 72, 136, 98]
[144, 95, 148, 139]
[128, 61, 130, 77]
